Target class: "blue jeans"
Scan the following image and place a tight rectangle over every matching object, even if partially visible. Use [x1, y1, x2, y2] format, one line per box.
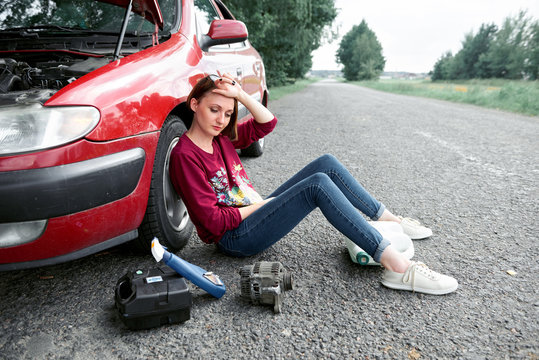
[217, 154, 390, 262]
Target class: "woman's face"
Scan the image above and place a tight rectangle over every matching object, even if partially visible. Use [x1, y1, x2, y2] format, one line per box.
[191, 92, 234, 138]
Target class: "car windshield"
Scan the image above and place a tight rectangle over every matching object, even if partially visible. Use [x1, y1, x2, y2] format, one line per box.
[0, 0, 176, 34]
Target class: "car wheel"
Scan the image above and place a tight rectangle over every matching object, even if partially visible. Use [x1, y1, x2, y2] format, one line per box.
[241, 138, 265, 157]
[134, 115, 194, 252]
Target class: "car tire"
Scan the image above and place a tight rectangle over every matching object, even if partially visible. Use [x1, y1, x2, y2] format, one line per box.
[241, 138, 265, 157]
[134, 115, 194, 252]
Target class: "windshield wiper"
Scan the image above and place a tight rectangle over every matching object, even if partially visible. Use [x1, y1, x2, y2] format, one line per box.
[3, 25, 88, 32]
[1, 25, 90, 39]
[2, 25, 125, 36]
[2, 25, 168, 38]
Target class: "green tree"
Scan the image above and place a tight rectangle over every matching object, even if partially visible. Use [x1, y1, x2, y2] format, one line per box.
[525, 20, 539, 80]
[438, 24, 497, 80]
[432, 11, 537, 80]
[484, 11, 531, 79]
[453, 24, 497, 79]
[471, 24, 498, 78]
[431, 51, 454, 81]
[336, 20, 385, 81]
[225, 0, 337, 86]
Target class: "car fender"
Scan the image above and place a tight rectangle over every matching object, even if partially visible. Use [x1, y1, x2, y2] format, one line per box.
[45, 34, 200, 141]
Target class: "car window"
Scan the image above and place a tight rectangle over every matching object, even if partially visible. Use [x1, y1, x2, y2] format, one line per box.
[158, 0, 179, 32]
[0, 0, 176, 34]
[194, 0, 229, 51]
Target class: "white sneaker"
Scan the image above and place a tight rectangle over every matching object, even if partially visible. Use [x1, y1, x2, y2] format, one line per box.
[398, 216, 432, 240]
[381, 261, 458, 295]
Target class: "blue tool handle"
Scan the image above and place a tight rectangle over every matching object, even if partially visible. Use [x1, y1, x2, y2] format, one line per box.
[162, 250, 226, 299]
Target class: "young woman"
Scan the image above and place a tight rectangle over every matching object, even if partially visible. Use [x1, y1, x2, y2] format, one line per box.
[169, 74, 458, 295]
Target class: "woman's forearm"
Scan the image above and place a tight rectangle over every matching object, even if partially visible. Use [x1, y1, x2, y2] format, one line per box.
[237, 89, 274, 124]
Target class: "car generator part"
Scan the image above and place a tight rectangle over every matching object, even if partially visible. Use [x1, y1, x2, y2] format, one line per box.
[239, 261, 294, 313]
[151, 238, 226, 298]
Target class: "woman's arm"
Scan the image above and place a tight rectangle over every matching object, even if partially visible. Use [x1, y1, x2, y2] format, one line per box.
[236, 88, 274, 124]
[213, 73, 274, 124]
[170, 149, 243, 241]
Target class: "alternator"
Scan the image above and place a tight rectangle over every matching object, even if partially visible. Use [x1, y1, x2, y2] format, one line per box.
[239, 261, 294, 313]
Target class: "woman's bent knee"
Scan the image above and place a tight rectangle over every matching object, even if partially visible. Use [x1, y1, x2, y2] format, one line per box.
[317, 153, 339, 166]
[310, 172, 332, 186]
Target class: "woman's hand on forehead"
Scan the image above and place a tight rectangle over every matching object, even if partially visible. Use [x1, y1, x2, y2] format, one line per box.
[212, 73, 241, 99]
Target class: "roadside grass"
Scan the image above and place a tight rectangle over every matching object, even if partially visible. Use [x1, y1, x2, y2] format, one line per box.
[352, 79, 539, 116]
[269, 77, 321, 101]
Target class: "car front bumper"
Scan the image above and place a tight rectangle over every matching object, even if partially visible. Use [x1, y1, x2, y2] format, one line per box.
[0, 148, 145, 223]
[0, 133, 159, 270]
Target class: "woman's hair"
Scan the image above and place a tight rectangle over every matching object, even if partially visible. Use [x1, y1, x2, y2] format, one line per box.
[187, 75, 238, 141]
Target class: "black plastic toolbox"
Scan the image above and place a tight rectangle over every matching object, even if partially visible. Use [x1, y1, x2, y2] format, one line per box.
[115, 265, 192, 330]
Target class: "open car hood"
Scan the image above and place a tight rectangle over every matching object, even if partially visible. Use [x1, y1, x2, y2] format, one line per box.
[98, 0, 163, 29]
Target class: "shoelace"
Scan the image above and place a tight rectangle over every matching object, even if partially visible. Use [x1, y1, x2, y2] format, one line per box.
[402, 262, 439, 291]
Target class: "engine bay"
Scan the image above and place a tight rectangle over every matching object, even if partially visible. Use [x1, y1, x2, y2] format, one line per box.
[0, 55, 109, 93]
[0, 54, 109, 105]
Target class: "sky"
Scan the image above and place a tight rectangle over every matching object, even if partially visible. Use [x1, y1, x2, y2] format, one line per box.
[311, 0, 539, 74]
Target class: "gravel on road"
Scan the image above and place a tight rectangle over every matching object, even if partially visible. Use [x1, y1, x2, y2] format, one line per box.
[1, 79, 537, 359]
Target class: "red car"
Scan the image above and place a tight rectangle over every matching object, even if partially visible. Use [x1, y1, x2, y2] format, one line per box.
[0, 0, 269, 270]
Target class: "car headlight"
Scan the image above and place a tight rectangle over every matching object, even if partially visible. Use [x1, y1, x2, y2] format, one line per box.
[0, 105, 100, 155]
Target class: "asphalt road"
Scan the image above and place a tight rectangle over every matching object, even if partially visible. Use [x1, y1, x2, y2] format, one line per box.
[1, 79, 538, 359]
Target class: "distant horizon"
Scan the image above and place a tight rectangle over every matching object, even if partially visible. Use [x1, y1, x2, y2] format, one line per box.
[311, 0, 538, 74]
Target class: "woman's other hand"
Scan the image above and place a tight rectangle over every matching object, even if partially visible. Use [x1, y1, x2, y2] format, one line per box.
[214, 73, 275, 124]
[238, 197, 274, 220]
[212, 73, 242, 99]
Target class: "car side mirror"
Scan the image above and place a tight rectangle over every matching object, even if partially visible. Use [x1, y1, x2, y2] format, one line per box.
[199, 19, 248, 52]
